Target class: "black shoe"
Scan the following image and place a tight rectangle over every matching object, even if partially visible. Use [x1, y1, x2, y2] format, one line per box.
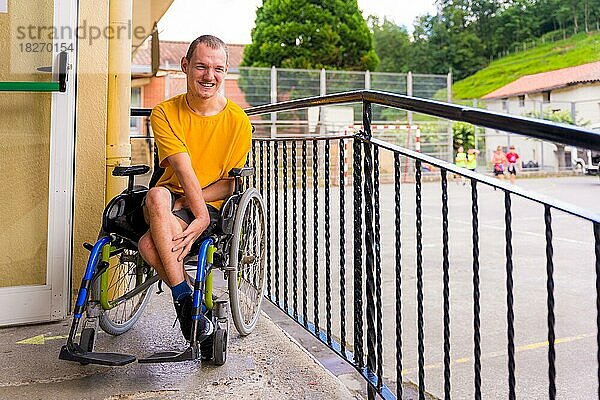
[174, 295, 214, 343]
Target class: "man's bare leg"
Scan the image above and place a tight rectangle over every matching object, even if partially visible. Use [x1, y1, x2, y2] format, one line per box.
[141, 187, 187, 287]
[138, 231, 194, 286]
[138, 187, 213, 341]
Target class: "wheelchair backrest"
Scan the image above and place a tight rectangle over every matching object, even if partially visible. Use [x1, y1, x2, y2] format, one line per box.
[102, 187, 149, 242]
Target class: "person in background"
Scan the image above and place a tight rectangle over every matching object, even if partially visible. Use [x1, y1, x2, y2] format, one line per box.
[506, 145, 521, 184]
[491, 145, 507, 180]
[454, 146, 467, 184]
[466, 148, 480, 173]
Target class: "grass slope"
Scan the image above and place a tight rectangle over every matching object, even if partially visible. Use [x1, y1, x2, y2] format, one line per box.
[452, 31, 600, 99]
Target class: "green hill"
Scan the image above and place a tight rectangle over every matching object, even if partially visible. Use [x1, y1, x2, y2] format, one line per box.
[452, 31, 600, 100]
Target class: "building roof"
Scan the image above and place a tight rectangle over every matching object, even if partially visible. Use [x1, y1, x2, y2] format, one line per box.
[132, 40, 246, 73]
[482, 61, 600, 99]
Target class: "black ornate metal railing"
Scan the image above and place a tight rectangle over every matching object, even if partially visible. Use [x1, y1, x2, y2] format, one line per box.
[132, 90, 600, 400]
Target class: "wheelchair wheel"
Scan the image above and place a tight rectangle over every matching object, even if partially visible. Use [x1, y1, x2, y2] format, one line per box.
[93, 247, 154, 335]
[79, 327, 96, 352]
[228, 188, 266, 336]
[78, 327, 96, 364]
[213, 328, 227, 366]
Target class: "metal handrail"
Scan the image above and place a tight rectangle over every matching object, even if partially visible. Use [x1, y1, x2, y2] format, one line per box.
[369, 136, 600, 223]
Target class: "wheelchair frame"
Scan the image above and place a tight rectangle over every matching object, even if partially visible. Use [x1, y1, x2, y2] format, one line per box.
[59, 165, 266, 366]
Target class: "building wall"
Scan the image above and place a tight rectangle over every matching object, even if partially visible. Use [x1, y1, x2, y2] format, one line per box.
[488, 83, 600, 123]
[142, 75, 166, 108]
[71, 0, 110, 297]
[485, 83, 600, 168]
[225, 76, 251, 109]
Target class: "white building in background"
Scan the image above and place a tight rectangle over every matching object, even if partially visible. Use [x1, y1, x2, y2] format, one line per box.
[482, 61, 600, 169]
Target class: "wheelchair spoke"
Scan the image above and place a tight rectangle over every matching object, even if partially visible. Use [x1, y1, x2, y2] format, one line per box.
[229, 189, 266, 335]
[102, 249, 151, 326]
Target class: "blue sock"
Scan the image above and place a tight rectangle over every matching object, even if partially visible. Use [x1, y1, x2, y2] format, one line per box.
[171, 280, 192, 302]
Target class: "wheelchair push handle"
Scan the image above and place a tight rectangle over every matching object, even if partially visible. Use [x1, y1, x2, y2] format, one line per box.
[228, 167, 253, 178]
[228, 167, 254, 195]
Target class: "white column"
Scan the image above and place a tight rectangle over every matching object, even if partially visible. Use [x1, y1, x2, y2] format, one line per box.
[447, 70, 453, 161]
[319, 68, 326, 134]
[270, 66, 277, 138]
[407, 71, 413, 128]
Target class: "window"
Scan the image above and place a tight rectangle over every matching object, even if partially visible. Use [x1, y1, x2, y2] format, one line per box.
[502, 98, 508, 111]
[542, 91, 551, 103]
[130, 87, 142, 133]
[518, 95, 525, 107]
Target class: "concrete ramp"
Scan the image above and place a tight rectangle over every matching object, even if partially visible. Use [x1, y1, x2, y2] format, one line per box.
[0, 292, 357, 399]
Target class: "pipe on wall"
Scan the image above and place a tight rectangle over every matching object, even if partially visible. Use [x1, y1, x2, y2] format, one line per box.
[105, 0, 133, 202]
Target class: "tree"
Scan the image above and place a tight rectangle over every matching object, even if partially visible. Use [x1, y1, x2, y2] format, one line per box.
[242, 0, 378, 71]
[453, 121, 476, 150]
[368, 16, 411, 73]
[407, 14, 438, 73]
[416, 1, 488, 80]
[491, 0, 538, 55]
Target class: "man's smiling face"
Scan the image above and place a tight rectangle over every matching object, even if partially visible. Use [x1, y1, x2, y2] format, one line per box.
[182, 43, 228, 101]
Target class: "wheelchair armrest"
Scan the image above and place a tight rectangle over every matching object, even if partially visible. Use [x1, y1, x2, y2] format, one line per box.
[113, 165, 150, 177]
[228, 167, 254, 178]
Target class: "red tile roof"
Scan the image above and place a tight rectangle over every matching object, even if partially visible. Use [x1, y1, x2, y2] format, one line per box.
[482, 61, 600, 99]
[132, 40, 246, 70]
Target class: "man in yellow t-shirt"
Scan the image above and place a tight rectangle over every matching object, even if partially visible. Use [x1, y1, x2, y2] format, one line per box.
[138, 35, 252, 343]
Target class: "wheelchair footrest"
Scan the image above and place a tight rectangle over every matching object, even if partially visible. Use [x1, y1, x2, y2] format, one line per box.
[138, 346, 196, 363]
[59, 345, 136, 366]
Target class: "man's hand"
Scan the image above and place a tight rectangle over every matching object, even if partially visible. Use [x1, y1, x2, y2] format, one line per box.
[172, 209, 211, 262]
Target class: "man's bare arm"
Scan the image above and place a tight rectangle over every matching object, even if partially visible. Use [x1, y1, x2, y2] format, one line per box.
[202, 179, 234, 202]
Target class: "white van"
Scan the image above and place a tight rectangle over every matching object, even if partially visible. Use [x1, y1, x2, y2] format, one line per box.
[569, 148, 600, 175]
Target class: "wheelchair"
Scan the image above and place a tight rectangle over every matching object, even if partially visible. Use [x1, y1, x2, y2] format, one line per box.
[59, 163, 266, 366]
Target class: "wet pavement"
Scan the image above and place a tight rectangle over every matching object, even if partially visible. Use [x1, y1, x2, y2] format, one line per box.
[0, 291, 358, 399]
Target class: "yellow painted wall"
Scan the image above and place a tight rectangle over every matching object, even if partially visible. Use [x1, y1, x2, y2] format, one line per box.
[0, 0, 171, 305]
[71, 0, 109, 299]
[0, 1, 53, 287]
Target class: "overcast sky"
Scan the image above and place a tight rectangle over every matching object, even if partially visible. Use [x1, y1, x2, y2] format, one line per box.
[158, 0, 437, 44]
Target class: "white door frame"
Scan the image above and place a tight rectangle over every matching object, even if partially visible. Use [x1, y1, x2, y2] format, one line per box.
[0, 0, 78, 326]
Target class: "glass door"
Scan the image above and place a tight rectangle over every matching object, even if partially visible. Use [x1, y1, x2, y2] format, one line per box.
[0, 0, 77, 325]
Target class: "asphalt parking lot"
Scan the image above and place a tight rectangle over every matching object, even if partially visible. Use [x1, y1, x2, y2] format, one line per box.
[264, 174, 600, 400]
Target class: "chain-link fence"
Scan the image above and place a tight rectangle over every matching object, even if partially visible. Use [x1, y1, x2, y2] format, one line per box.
[232, 67, 453, 162]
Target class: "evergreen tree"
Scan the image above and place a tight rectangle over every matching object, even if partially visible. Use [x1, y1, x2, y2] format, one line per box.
[242, 0, 378, 71]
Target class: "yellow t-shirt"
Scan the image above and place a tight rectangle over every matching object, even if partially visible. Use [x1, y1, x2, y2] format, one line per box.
[466, 153, 477, 169]
[150, 94, 252, 209]
[455, 152, 467, 168]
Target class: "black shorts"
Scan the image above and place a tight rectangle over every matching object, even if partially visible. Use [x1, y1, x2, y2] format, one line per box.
[507, 165, 517, 175]
[143, 190, 221, 237]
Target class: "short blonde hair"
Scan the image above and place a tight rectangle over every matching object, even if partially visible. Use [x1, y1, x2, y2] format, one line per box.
[186, 35, 229, 64]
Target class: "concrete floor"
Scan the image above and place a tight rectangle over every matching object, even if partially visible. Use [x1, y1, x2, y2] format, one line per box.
[0, 290, 357, 400]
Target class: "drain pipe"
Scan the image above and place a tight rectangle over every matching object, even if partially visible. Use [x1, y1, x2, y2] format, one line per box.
[105, 0, 133, 202]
